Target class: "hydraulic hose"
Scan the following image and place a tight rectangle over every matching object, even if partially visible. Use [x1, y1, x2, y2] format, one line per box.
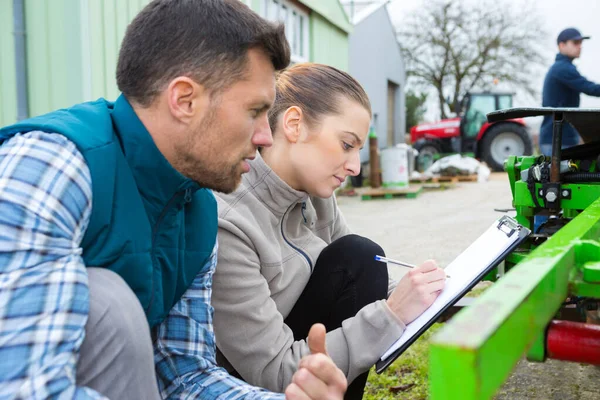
[562, 172, 600, 183]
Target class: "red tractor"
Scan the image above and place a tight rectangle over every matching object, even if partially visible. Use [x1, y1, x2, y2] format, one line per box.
[411, 92, 533, 171]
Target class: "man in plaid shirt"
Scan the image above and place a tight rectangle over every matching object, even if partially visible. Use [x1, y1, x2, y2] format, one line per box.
[0, 1, 346, 399]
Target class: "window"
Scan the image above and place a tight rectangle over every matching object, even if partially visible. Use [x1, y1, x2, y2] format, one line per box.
[464, 95, 496, 138]
[498, 95, 512, 110]
[263, 0, 309, 63]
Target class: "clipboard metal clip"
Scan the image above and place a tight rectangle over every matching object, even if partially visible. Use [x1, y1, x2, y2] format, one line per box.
[497, 215, 521, 237]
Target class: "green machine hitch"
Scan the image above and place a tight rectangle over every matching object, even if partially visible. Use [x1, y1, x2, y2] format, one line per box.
[429, 108, 600, 399]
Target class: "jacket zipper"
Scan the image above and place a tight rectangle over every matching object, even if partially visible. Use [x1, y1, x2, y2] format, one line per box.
[147, 189, 186, 315]
[301, 202, 308, 223]
[280, 203, 313, 272]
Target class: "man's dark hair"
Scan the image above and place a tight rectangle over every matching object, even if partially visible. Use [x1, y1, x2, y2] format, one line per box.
[117, 0, 290, 106]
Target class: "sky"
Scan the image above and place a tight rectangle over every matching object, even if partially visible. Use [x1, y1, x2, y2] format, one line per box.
[384, 0, 600, 125]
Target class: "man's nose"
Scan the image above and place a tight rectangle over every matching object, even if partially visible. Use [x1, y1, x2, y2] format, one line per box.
[252, 114, 273, 148]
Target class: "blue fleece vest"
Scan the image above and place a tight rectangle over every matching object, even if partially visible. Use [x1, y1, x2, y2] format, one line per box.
[0, 95, 217, 327]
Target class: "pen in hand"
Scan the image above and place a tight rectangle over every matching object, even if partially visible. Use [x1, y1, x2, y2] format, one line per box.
[374, 255, 451, 278]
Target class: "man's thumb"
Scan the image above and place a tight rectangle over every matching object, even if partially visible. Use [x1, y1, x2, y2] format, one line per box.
[307, 323, 327, 355]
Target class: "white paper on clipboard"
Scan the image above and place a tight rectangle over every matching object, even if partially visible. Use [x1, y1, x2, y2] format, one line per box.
[380, 216, 529, 361]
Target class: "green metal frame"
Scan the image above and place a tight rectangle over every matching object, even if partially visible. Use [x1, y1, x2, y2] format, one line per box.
[429, 155, 600, 399]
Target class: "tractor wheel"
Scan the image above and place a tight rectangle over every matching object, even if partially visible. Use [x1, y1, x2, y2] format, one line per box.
[413, 141, 441, 172]
[481, 123, 532, 172]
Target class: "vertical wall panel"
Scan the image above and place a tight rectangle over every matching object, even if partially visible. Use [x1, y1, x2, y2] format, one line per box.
[88, 0, 107, 100]
[250, 0, 261, 12]
[24, 0, 51, 117]
[310, 13, 348, 71]
[0, 0, 17, 125]
[86, 0, 150, 101]
[24, 0, 83, 117]
[8, 0, 302, 122]
[102, 0, 118, 98]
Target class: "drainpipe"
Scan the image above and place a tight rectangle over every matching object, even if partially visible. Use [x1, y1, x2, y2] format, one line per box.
[13, 0, 29, 121]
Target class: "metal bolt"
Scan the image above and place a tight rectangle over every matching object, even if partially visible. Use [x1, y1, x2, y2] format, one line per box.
[545, 191, 557, 202]
[562, 190, 569, 197]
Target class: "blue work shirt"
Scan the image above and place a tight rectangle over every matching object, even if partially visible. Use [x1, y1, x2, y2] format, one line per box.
[540, 53, 600, 146]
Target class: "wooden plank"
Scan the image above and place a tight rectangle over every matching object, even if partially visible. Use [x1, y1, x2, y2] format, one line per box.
[419, 183, 457, 191]
[410, 174, 478, 184]
[456, 175, 479, 182]
[358, 186, 422, 200]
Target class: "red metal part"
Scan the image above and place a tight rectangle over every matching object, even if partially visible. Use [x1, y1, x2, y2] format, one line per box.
[546, 320, 600, 365]
[410, 117, 527, 143]
[475, 118, 527, 141]
[410, 117, 461, 143]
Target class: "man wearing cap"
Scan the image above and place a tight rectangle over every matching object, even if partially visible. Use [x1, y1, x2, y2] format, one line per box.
[539, 28, 600, 155]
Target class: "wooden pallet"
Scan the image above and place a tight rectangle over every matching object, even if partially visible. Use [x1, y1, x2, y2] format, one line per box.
[358, 186, 422, 200]
[419, 182, 457, 191]
[410, 174, 478, 184]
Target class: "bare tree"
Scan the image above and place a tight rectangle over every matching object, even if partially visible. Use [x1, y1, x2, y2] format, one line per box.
[397, 0, 546, 119]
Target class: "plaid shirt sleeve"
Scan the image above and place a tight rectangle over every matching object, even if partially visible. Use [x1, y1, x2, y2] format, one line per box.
[154, 241, 285, 400]
[0, 131, 105, 399]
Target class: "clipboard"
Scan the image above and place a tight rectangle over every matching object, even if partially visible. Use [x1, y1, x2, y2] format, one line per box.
[375, 215, 530, 373]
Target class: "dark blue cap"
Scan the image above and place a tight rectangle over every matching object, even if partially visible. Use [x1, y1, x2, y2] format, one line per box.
[557, 28, 590, 44]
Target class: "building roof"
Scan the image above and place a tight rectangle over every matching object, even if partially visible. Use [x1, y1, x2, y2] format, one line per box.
[350, 0, 390, 24]
[298, 0, 353, 33]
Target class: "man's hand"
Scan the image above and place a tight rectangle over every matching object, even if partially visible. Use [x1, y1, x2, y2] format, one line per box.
[284, 324, 347, 400]
[386, 260, 446, 324]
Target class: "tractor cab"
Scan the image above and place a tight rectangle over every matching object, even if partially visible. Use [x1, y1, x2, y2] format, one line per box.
[461, 92, 514, 152]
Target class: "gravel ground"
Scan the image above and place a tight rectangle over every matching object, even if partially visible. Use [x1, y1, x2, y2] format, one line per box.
[337, 173, 600, 399]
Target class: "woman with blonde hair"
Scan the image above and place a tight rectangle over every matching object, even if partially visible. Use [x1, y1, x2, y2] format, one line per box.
[212, 63, 445, 399]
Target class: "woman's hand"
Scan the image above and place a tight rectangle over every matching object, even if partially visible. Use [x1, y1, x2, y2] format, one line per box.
[386, 260, 446, 324]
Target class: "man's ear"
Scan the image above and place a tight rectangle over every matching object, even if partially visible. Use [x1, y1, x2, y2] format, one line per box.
[166, 77, 209, 124]
[281, 106, 304, 144]
[558, 42, 566, 53]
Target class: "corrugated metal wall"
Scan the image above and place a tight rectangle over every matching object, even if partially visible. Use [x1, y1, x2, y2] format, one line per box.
[0, 0, 150, 125]
[1, 0, 349, 125]
[86, 0, 151, 101]
[24, 0, 84, 118]
[249, 0, 261, 11]
[0, 1, 17, 126]
[310, 12, 349, 72]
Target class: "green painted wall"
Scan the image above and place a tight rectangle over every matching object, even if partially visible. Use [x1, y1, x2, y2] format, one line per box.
[2, 0, 347, 124]
[87, 0, 150, 101]
[0, 0, 17, 126]
[310, 12, 349, 72]
[1, 0, 150, 123]
[250, 0, 262, 11]
[24, 0, 83, 118]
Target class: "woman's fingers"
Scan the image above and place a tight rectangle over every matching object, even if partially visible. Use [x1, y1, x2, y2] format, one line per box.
[427, 277, 446, 295]
[415, 259, 438, 273]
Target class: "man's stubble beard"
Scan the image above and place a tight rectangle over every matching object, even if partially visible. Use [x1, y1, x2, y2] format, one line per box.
[173, 110, 244, 194]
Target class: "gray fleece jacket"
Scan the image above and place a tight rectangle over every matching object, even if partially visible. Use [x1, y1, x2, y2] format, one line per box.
[212, 153, 404, 392]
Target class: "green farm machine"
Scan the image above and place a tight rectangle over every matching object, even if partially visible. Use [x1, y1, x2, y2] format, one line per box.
[429, 108, 600, 399]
